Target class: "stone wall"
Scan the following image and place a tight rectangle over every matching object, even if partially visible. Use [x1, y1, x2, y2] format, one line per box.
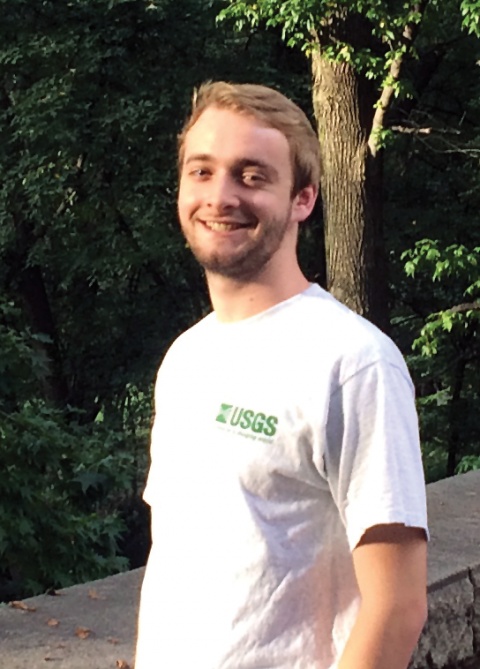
[410, 470, 480, 669]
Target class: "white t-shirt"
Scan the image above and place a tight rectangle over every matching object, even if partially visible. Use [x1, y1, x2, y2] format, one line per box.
[135, 284, 428, 669]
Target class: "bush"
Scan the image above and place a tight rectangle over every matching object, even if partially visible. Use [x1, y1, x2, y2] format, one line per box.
[0, 402, 136, 600]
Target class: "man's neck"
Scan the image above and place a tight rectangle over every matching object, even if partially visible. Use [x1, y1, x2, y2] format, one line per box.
[206, 263, 310, 323]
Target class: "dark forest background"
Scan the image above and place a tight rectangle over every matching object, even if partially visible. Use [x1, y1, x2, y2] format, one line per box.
[1, 0, 479, 600]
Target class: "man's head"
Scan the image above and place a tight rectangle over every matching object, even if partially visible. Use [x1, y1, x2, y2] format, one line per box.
[177, 82, 319, 283]
[178, 81, 320, 196]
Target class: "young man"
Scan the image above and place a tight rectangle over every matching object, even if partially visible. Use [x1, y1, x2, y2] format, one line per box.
[135, 81, 428, 669]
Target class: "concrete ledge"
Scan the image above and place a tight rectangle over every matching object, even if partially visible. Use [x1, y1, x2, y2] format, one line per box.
[0, 569, 143, 669]
[1, 470, 479, 669]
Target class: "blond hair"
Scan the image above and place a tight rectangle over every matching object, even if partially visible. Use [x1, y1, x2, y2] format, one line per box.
[178, 81, 320, 195]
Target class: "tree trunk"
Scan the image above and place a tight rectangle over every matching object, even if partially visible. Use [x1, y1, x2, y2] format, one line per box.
[13, 216, 70, 409]
[311, 30, 389, 331]
[17, 263, 70, 408]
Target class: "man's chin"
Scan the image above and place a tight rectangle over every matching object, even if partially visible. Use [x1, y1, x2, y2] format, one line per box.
[199, 252, 275, 282]
[202, 261, 254, 281]
[194, 253, 253, 280]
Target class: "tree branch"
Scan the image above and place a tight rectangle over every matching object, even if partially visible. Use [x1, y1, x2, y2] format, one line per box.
[448, 301, 480, 314]
[391, 125, 432, 135]
[369, 1, 430, 155]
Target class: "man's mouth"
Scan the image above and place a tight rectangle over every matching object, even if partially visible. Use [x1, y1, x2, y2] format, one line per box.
[202, 220, 254, 232]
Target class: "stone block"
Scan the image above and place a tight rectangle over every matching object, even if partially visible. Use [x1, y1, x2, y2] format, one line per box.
[411, 573, 475, 669]
[470, 563, 480, 655]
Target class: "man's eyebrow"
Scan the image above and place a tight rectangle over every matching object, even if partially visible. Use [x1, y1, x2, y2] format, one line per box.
[184, 153, 212, 165]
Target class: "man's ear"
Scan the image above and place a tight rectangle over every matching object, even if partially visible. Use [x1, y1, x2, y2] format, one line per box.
[292, 184, 318, 223]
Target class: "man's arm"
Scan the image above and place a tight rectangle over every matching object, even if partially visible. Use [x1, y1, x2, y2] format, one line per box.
[338, 523, 428, 669]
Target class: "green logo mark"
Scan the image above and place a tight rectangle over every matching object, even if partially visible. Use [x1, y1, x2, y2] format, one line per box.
[216, 403, 233, 424]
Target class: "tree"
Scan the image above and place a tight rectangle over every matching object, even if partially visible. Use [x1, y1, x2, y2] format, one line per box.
[219, 0, 480, 330]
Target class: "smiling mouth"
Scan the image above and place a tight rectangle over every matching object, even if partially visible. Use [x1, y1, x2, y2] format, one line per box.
[201, 220, 255, 232]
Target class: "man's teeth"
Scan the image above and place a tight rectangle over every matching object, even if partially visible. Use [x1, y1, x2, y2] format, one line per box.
[203, 221, 246, 231]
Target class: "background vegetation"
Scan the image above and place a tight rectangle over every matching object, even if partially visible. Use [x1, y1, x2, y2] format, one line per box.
[1, 0, 479, 599]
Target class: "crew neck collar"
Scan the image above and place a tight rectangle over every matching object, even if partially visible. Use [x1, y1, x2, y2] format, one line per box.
[210, 283, 318, 328]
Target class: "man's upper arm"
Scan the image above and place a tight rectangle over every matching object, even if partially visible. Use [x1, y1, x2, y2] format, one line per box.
[353, 522, 428, 623]
[337, 523, 428, 669]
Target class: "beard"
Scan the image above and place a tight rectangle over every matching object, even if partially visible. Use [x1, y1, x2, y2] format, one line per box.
[183, 210, 292, 281]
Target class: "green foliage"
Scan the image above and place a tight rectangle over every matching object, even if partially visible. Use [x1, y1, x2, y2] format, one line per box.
[401, 240, 480, 356]
[0, 402, 132, 598]
[455, 454, 480, 473]
[383, 13, 480, 480]
[0, 301, 49, 403]
[218, 0, 479, 165]
[219, 1, 468, 83]
[0, 306, 141, 598]
[398, 240, 480, 482]
[460, 0, 480, 36]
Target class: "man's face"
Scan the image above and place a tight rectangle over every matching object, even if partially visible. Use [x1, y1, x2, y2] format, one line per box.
[177, 106, 309, 281]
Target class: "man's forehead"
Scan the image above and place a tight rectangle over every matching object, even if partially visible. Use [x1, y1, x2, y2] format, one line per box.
[182, 107, 290, 160]
[186, 106, 285, 140]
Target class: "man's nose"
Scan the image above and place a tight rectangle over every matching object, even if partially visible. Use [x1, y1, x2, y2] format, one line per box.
[206, 174, 240, 210]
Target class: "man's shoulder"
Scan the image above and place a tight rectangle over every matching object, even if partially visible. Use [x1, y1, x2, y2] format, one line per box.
[286, 284, 408, 378]
[172, 311, 214, 345]
[157, 312, 214, 367]
[285, 284, 387, 345]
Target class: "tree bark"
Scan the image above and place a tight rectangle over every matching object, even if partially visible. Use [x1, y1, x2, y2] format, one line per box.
[310, 16, 389, 331]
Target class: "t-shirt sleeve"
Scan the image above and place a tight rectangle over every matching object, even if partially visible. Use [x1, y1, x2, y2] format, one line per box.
[324, 358, 429, 551]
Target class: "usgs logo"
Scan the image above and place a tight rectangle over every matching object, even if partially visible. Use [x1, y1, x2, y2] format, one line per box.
[215, 403, 278, 437]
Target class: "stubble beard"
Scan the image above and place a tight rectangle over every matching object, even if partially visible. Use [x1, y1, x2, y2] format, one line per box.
[185, 211, 291, 281]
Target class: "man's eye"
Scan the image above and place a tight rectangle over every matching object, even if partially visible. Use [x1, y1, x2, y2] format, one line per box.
[243, 172, 264, 185]
[189, 168, 210, 178]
